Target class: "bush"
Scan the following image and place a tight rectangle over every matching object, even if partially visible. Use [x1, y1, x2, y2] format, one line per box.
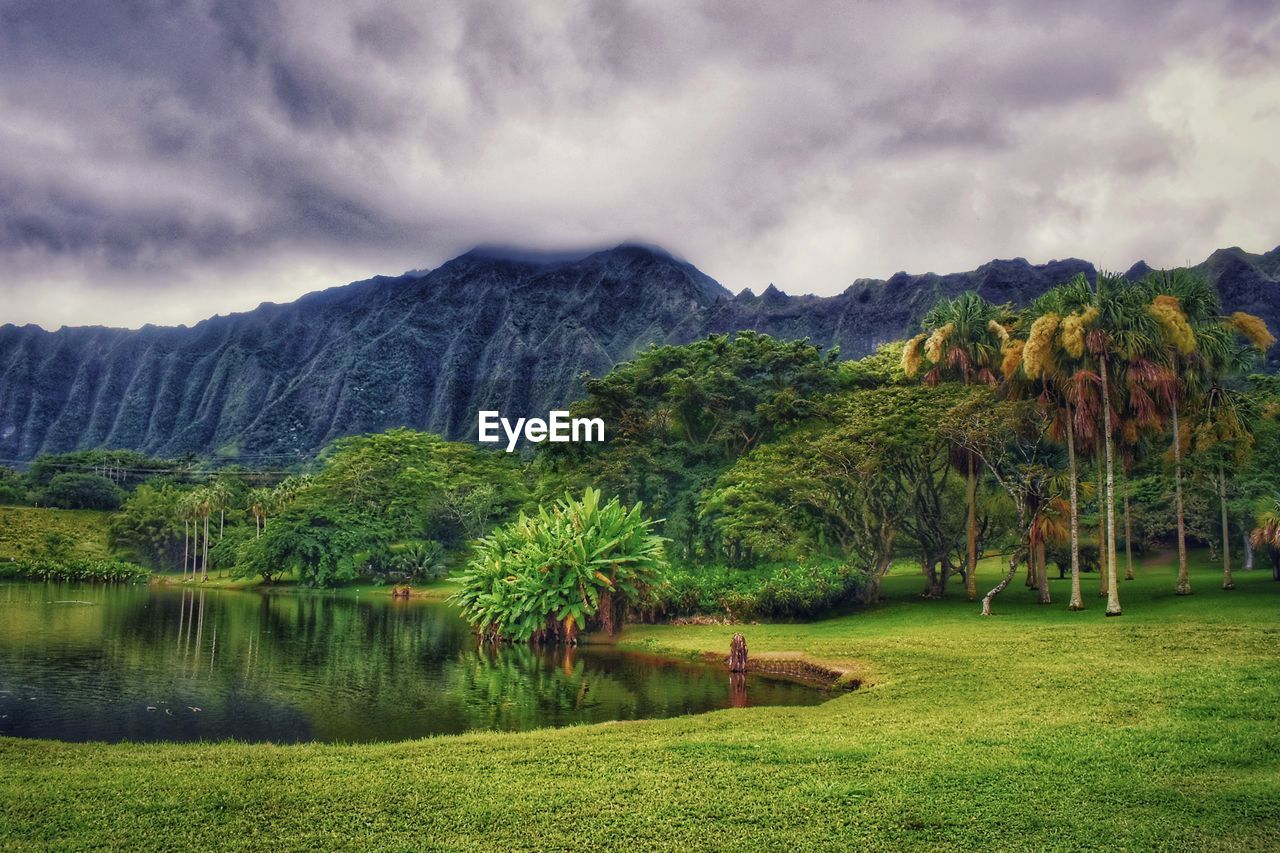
[0, 557, 150, 583]
[40, 473, 123, 510]
[652, 560, 868, 621]
[451, 489, 665, 643]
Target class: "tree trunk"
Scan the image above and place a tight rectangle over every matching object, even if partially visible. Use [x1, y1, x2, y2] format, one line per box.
[1096, 451, 1108, 598]
[981, 544, 1023, 616]
[1243, 530, 1254, 571]
[202, 514, 210, 582]
[1122, 467, 1134, 580]
[1036, 538, 1050, 604]
[966, 453, 978, 602]
[1172, 402, 1190, 595]
[1219, 462, 1233, 590]
[729, 633, 748, 672]
[921, 555, 941, 598]
[219, 509, 225, 540]
[1067, 406, 1084, 610]
[191, 520, 199, 582]
[182, 520, 189, 582]
[1100, 355, 1121, 616]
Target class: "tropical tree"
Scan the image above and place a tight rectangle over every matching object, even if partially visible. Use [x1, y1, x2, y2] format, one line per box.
[1054, 272, 1164, 616]
[451, 489, 666, 643]
[247, 487, 273, 538]
[902, 292, 1008, 600]
[1016, 276, 1102, 611]
[1143, 270, 1275, 593]
[1250, 500, 1280, 581]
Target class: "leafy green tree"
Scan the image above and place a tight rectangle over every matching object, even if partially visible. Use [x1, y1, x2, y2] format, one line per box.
[40, 473, 123, 510]
[704, 384, 981, 601]
[451, 489, 665, 643]
[109, 483, 184, 569]
[0, 466, 25, 505]
[551, 332, 839, 560]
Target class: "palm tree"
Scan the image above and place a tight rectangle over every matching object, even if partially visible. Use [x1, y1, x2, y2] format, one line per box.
[1143, 270, 1274, 594]
[1058, 272, 1163, 616]
[1250, 500, 1280, 581]
[248, 487, 273, 538]
[903, 292, 1007, 601]
[179, 491, 202, 582]
[1023, 277, 1106, 611]
[1192, 316, 1274, 589]
[191, 487, 212, 583]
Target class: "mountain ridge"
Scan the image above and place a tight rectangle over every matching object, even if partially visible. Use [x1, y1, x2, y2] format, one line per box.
[1, 242, 1276, 463]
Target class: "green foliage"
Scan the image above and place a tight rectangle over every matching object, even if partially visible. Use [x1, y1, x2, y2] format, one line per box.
[40, 472, 123, 510]
[653, 561, 868, 620]
[704, 384, 985, 577]
[0, 506, 112, 560]
[451, 489, 666, 642]
[234, 503, 389, 587]
[108, 483, 184, 569]
[0, 557, 150, 583]
[392, 540, 448, 580]
[549, 332, 839, 559]
[25, 450, 184, 490]
[0, 466, 24, 505]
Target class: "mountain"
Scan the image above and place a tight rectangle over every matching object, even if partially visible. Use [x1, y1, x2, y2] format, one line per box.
[1, 243, 1277, 463]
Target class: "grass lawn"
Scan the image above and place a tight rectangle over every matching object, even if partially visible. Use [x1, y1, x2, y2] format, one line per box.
[2, 550, 1277, 850]
[0, 506, 111, 561]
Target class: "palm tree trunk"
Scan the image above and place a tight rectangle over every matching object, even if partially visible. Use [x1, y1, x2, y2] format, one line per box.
[182, 519, 189, 582]
[190, 520, 198, 582]
[1172, 402, 1190, 595]
[202, 514, 210, 582]
[1096, 451, 1108, 598]
[1035, 537, 1050, 604]
[966, 453, 978, 602]
[1219, 462, 1233, 590]
[1101, 355, 1121, 616]
[1067, 405, 1083, 610]
[219, 509, 224, 540]
[1123, 467, 1134, 581]
[1243, 530, 1253, 571]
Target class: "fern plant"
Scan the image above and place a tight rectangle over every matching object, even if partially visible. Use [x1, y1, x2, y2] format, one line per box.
[450, 488, 665, 643]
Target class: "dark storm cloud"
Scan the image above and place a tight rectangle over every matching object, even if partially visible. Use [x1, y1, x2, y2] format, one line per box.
[0, 0, 1278, 328]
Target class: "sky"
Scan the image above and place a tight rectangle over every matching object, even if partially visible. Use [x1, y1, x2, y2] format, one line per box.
[1, 0, 1278, 330]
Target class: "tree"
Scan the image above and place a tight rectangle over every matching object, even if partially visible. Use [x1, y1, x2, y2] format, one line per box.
[40, 473, 123, 510]
[247, 487, 273, 538]
[943, 395, 1057, 616]
[108, 483, 183, 569]
[704, 384, 981, 602]
[1143, 269, 1275, 593]
[551, 332, 840, 560]
[902, 292, 1008, 601]
[1249, 500, 1280, 581]
[451, 489, 666, 643]
[1053, 272, 1165, 616]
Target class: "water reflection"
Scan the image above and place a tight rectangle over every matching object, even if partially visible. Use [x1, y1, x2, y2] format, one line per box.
[0, 581, 827, 743]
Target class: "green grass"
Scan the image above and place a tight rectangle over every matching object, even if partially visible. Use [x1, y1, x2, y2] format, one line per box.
[2, 551, 1278, 850]
[0, 506, 111, 560]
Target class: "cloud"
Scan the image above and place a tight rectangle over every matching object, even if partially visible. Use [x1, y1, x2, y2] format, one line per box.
[0, 0, 1277, 328]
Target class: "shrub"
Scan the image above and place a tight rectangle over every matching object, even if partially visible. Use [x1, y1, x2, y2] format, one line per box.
[451, 489, 665, 643]
[40, 473, 123, 510]
[0, 557, 150, 583]
[652, 560, 868, 621]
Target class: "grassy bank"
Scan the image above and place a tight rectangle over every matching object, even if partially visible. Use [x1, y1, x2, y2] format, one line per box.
[147, 571, 460, 600]
[2, 551, 1278, 849]
[0, 506, 111, 560]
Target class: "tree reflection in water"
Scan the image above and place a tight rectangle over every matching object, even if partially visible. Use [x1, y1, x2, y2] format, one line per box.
[0, 581, 827, 744]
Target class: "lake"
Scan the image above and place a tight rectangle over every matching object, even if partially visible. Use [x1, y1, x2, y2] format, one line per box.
[0, 581, 828, 743]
